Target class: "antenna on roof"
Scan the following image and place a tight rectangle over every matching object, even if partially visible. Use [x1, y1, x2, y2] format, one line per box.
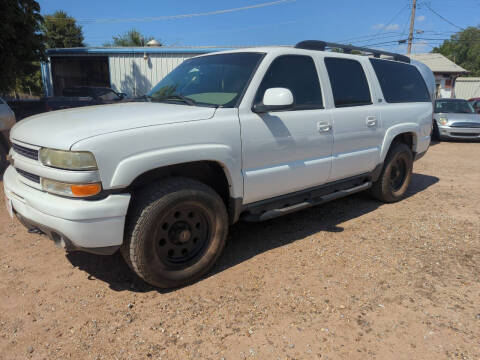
[295, 40, 411, 63]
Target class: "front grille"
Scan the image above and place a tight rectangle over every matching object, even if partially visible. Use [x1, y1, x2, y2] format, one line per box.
[450, 122, 480, 128]
[12, 143, 39, 160]
[450, 132, 480, 137]
[16, 168, 40, 183]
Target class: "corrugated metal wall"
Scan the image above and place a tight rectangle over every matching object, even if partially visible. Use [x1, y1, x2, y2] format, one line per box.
[109, 53, 201, 97]
[455, 77, 480, 100]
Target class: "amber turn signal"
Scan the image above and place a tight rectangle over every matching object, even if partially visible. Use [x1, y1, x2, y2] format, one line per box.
[70, 183, 102, 197]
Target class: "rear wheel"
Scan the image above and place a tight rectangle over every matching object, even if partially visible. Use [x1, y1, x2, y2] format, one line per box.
[121, 178, 228, 288]
[370, 142, 413, 203]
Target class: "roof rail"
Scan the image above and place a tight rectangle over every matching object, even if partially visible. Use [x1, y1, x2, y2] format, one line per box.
[295, 40, 410, 63]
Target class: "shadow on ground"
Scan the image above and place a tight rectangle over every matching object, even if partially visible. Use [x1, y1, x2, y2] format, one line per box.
[66, 173, 439, 292]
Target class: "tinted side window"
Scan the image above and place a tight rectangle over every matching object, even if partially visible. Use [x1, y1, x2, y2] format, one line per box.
[370, 58, 430, 103]
[255, 55, 323, 110]
[324, 58, 372, 108]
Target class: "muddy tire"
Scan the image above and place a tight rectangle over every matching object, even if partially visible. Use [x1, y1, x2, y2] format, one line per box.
[121, 177, 228, 288]
[370, 142, 413, 203]
[431, 121, 440, 141]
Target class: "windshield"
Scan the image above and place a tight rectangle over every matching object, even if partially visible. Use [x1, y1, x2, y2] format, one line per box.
[435, 100, 475, 114]
[147, 52, 264, 107]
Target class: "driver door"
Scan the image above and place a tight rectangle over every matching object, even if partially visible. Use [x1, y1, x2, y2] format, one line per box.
[239, 55, 333, 204]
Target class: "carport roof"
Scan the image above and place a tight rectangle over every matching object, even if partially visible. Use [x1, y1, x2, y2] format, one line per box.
[46, 46, 233, 55]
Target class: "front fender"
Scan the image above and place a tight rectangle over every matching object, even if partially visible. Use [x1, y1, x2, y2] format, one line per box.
[110, 144, 242, 198]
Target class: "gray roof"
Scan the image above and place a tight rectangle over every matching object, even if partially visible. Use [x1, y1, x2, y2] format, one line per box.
[408, 53, 467, 74]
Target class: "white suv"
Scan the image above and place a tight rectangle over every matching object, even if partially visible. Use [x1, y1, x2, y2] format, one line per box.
[4, 41, 434, 288]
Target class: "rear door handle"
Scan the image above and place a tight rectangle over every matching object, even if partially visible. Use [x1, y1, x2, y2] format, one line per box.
[366, 116, 377, 127]
[317, 121, 331, 133]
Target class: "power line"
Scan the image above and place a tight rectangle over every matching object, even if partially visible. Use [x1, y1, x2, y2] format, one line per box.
[335, 31, 401, 44]
[45, 0, 297, 24]
[372, 3, 409, 37]
[422, 1, 464, 30]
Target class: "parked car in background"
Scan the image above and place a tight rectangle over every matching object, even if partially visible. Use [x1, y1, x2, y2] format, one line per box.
[7, 87, 129, 120]
[468, 98, 480, 114]
[433, 98, 480, 140]
[45, 86, 128, 111]
[0, 98, 15, 171]
[4, 41, 434, 288]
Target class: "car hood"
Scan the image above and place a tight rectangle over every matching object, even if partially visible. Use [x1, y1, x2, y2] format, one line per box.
[11, 102, 216, 149]
[435, 112, 480, 123]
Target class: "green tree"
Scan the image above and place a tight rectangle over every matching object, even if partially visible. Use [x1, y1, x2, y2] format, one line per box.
[104, 29, 157, 47]
[432, 26, 480, 76]
[42, 10, 84, 48]
[0, 0, 45, 94]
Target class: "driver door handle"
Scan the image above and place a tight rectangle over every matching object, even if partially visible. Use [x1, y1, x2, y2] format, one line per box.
[317, 121, 331, 133]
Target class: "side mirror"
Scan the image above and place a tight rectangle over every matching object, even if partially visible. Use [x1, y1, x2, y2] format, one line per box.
[118, 92, 127, 99]
[253, 87, 294, 113]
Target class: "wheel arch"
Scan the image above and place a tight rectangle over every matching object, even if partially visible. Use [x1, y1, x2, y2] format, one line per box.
[380, 125, 419, 162]
[125, 160, 240, 223]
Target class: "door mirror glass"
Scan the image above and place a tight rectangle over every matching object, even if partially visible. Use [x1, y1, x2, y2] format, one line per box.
[253, 87, 294, 113]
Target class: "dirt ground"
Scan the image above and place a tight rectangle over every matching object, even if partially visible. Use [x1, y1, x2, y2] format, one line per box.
[0, 140, 479, 360]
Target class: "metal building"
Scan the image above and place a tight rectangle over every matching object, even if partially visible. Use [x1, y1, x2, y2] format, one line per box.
[454, 77, 480, 100]
[41, 47, 229, 98]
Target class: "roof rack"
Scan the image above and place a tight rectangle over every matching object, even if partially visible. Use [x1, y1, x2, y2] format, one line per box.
[295, 40, 410, 64]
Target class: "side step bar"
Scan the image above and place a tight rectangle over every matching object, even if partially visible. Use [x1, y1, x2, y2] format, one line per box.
[243, 182, 372, 222]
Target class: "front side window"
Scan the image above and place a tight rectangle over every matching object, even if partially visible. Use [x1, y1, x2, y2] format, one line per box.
[324, 57, 372, 108]
[254, 55, 323, 110]
[435, 100, 475, 114]
[370, 58, 431, 103]
[148, 53, 264, 108]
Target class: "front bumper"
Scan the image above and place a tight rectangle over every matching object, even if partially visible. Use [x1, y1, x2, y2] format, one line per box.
[3, 166, 131, 255]
[438, 125, 480, 140]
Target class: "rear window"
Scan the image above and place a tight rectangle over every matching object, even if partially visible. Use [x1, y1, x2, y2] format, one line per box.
[324, 58, 372, 108]
[370, 58, 430, 103]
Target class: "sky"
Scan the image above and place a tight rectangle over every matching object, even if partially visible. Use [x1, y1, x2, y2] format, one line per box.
[38, 0, 480, 54]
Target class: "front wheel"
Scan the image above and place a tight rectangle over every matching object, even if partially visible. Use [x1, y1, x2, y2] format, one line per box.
[121, 178, 229, 288]
[370, 142, 413, 203]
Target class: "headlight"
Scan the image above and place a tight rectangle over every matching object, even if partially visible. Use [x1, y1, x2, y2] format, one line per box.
[39, 148, 98, 170]
[438, 116, 448, 126]
[41, 178, 102, 198]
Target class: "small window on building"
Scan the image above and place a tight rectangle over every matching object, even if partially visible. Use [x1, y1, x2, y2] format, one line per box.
[255, 55, 323, 110]
[370, 58, 431, 103]
[324, 57, 372, 108]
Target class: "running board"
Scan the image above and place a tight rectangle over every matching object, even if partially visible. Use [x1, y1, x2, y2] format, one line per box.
[243, 182, 372, 222]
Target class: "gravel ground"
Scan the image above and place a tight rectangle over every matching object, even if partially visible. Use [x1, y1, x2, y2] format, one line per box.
[0, 141, 479, 360]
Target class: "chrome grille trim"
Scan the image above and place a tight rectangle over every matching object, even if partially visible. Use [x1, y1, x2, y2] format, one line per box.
[450, 122, 480, 128]
[12, 143, 39, 160]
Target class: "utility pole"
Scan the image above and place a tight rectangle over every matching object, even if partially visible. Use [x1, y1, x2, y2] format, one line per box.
[407, 0, 417, 54]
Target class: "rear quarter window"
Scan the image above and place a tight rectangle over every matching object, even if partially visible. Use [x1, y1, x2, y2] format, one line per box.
[370, 58, 430, 103]
[324, 57, 372, 108]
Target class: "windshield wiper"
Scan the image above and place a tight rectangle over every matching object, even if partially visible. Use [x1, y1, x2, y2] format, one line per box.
[155, 94, 197, 106]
